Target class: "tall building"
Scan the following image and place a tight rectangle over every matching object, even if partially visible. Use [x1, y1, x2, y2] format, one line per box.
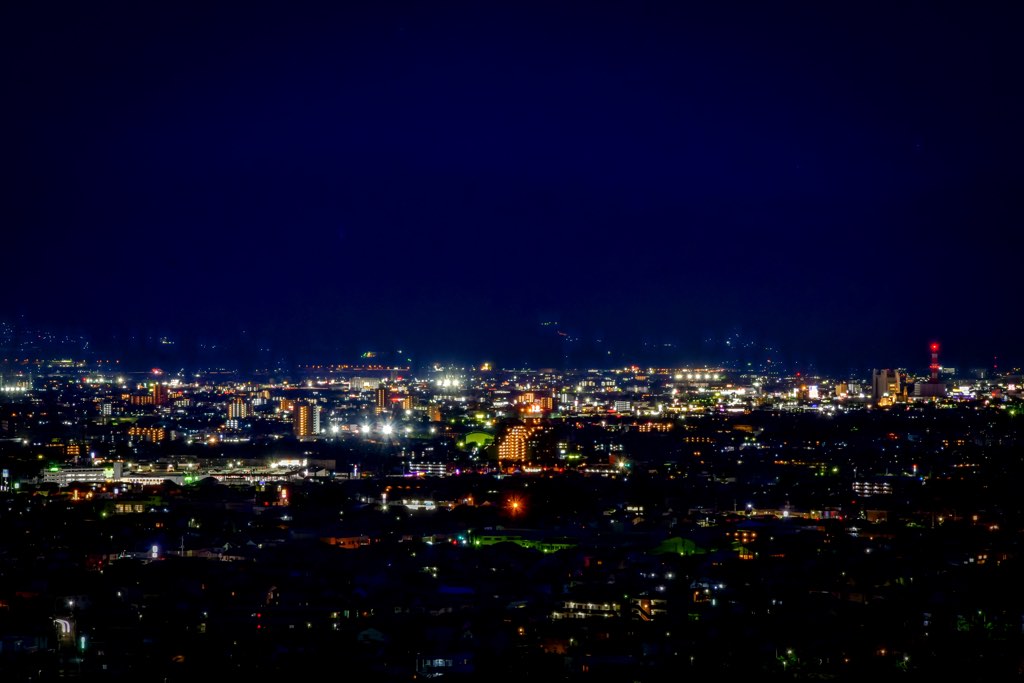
[151, 382, 168, 406]
[872, 369, 906, 405]
[227, 397, 250, 419]
[375, 383, 390, 415]
[498, 424, 536, 463]
[293, 402, 321, 438]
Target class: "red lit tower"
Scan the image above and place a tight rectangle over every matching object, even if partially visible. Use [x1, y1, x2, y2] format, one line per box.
[914, 342, 947, 398]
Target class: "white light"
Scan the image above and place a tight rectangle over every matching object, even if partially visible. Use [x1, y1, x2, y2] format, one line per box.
[382, 424, 393, 435]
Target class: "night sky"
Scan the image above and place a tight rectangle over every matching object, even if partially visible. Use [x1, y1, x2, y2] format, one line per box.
[4, 2, 1022, 373]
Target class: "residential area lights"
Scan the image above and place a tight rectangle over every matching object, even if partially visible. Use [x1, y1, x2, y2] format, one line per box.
[0, 360, 1022, 679]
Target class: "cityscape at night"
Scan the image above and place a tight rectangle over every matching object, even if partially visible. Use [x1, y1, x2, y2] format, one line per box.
[4, 1, 1024, 681]
[1, 325, 1023, 680]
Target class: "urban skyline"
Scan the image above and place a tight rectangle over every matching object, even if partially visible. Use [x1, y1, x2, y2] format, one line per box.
[0, 332, 1022, 679]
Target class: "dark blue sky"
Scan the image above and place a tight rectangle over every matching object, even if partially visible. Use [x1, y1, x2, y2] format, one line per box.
[4, 2, 1022, 372]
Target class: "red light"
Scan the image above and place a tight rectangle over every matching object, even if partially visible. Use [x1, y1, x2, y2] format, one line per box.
[931, 343, 939, 351]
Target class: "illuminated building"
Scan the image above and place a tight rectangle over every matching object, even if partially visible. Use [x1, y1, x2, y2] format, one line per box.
[43, 463, 122, 487]
[853, 480, 893, 496]
[872, 369, 906, 405]
[637, 422, 672, 433]
[552, 599, 622, 619]
[128, 426, 167, 442]
[408, 461, 446, 477]
[227, 397, 251, 419]
[151, 382, 168, 406]
[293, 402, 321, 438]
[350, 376, 387, 391]
[498, 424, 536, 463]
[375, 383, 388, 415]
[428, 404, 442, 422]
[632, 597, 669, 621]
